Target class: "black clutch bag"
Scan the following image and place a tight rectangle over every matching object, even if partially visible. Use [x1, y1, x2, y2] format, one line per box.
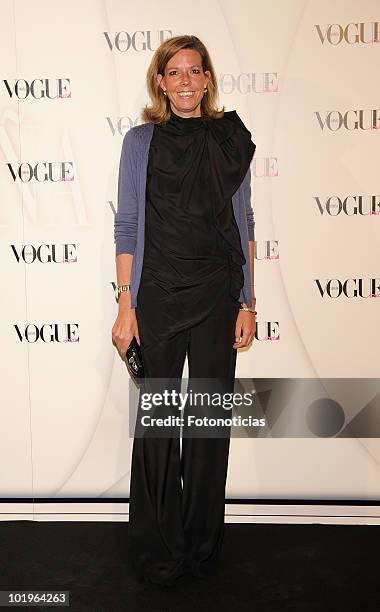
[125, 336, 145, 382]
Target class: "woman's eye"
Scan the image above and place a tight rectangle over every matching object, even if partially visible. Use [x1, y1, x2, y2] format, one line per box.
[168, 69, 201, 76]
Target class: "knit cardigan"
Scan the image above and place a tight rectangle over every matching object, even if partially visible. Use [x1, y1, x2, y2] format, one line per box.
[114, 121, 255, 308]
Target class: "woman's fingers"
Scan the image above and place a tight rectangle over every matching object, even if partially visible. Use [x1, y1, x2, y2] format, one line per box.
[233, 318, 243, 348]
[233, 313, 256, 348]
[117, 335, 133, 358]
[112, 309, 141, 358]
[234, 333, 251, 348]
[112, 323, 132, 358]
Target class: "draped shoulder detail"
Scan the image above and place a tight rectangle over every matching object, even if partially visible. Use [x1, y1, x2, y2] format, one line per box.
[138, 108, 255, 336]
[203, 110, 256, 201]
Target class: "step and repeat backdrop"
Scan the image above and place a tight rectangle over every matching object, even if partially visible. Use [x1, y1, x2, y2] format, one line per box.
[1, 0, 379, 504]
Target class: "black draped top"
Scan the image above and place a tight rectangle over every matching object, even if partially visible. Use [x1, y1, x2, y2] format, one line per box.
[139, 108, 255, 334]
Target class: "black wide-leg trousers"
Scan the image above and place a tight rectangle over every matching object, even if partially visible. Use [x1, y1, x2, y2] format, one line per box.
[128, 291, 240, 586]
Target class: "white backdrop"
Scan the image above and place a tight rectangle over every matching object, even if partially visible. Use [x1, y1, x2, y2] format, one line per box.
[1, 0, 379, 505]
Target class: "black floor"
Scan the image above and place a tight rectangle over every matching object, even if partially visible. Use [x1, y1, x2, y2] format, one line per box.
[0, 521, 378, 611]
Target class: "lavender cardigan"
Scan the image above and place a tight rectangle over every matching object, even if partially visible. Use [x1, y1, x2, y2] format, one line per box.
[114, 121, 255, 308]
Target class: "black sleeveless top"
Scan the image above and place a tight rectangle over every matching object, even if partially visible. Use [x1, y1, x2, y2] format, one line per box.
[138, 109, 255, 337]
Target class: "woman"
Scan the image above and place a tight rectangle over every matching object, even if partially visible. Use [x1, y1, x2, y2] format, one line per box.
[112, 35, 257, 586]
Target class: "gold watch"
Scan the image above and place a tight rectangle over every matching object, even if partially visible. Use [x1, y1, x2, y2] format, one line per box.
[115, 284, 131, 303]
[239, 303, 257, 315]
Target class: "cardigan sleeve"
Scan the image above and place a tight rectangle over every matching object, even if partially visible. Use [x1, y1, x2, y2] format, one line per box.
[114, 129, 138, 256]
[242, 166, 255, 241]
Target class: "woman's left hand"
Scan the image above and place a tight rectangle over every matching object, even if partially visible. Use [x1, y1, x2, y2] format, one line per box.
[233, 310, 256, 349]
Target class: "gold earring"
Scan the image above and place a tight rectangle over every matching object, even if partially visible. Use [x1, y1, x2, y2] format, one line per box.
[163, 90, 167, 96]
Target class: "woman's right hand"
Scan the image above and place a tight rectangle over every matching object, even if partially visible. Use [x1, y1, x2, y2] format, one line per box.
[112, 306, 140, 360]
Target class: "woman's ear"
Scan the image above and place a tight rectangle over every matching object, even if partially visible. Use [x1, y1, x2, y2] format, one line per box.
[156, 74, 165, 91]
[204, 70, 212, 88]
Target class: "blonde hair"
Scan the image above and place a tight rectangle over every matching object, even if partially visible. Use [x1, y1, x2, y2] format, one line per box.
[141, 35, 224, 124]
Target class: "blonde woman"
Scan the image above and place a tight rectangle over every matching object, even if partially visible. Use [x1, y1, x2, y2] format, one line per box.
[112, 35, 256, 586]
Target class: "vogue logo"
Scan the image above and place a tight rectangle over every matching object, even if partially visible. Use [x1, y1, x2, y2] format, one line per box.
[108, 200, 116, 216]
[14, 323, 79, 343]
[252, 157, 278, 177]
[7, 162, 74, 182]
[218, 72, 278, 94]
[256, 321, 280, 341]
[103, 30, 172, 52]
[314, 195, 380, 216]
[315, 109, 380, 131]
[106, 117, 141, 136]
[315, 22, 380, 45]
[2, 78, 71, 99]
[255, 241, 279, 260]
[315, 278, 380, 298]
[10, 244, 77, 264]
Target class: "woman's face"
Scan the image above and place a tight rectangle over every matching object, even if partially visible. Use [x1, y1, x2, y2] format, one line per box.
[157, 48, 211, 118]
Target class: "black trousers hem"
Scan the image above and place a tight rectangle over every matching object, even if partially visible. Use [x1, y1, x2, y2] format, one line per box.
[128, 290, 240, 585]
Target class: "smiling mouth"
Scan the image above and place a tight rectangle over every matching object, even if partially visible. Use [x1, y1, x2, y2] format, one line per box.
[177, 91, 196, 97]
